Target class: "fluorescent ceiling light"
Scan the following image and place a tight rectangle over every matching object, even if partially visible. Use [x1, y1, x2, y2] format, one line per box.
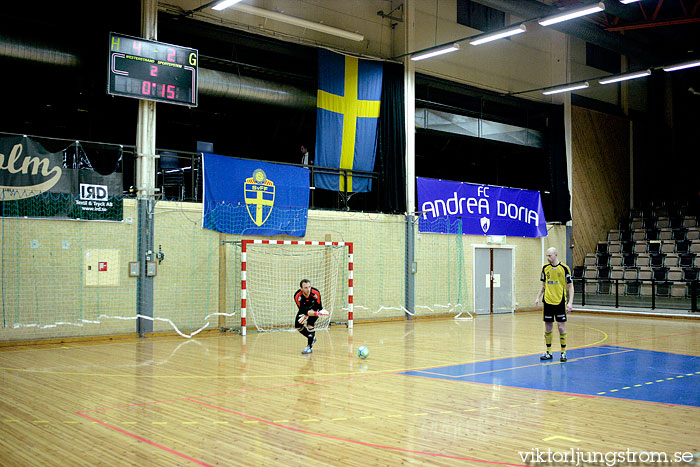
[212, 0, 244, 10]
[538, 2, 605, 26]
[542, 82, 590, 95]
[214, 3, 364, 41]
[411, 43, 460, 61]
[469, 25, 527, 46]
[620, 0, 641, 4]
[663, 60, 700, 72]
[599, 69, 651, 84]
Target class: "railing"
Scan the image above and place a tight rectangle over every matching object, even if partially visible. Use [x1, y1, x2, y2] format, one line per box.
[0, 132, 383, 212]
[139, 149, 380, 211]
[573, 278, 699, 312]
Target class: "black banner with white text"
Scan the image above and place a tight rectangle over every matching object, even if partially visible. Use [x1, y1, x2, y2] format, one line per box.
[0, 135, 123, 221]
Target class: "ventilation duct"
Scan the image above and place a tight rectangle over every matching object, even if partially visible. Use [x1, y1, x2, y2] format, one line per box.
[416, 108, 543, 148]
[199, 68, 315, 109]
[0, 34, 79, 67]
[0, 36, 316, 110]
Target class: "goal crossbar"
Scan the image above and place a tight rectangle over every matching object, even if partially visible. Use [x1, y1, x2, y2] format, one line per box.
[240, 239, 354, 336]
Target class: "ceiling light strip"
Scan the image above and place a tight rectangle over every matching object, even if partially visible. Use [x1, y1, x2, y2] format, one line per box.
[542, 82, 590, 95]
[212, 0, 244, 11]
[411, 43, 460, 61]
[538, 2, 605, 27]
[469, 24, 527, 46]
[214, 3, 364, 41]
[598, 69, 651, 84]
[662, 60, 700, 72]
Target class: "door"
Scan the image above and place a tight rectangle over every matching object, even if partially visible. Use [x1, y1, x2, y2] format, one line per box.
[474, 247, 514, 314]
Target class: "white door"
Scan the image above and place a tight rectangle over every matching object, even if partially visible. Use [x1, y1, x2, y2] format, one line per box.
[474, 247, 514, 314]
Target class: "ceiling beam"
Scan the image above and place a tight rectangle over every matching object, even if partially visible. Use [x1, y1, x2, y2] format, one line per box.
[605, 16, 700, 31]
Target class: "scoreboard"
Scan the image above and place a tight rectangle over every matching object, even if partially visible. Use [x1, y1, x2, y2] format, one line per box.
[108, 32, 198, 107]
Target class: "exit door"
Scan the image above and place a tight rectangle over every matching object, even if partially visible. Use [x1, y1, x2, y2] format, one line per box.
[474, 247, 514, 315]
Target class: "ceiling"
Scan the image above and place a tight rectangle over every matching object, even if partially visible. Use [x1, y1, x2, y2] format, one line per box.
[1, 1, 698, 154]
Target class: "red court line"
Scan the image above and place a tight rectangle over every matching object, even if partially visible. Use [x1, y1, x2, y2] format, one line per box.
[402, 372, 597, 398]
[76, 411, 212, 466]
[186, 398, 528, 466]
[401, 372, 700, 408]
[80, 372, 378, 413]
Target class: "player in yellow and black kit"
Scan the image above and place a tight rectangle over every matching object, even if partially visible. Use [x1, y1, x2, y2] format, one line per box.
[535, 247, 574, 362]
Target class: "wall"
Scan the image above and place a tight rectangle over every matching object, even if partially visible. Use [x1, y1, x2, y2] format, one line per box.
[571, 105, 630, 267]
[0, 199, 565, 343]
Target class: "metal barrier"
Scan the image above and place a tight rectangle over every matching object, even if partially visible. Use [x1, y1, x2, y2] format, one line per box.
[574, 278, 698, 312]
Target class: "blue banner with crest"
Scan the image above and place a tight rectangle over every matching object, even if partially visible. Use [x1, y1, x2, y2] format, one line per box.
[417, 177, 547, 237]
[202, 154, 309, 237]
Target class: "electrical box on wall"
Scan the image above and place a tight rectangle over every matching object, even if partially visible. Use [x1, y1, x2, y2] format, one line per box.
[85, 249, 120, 286]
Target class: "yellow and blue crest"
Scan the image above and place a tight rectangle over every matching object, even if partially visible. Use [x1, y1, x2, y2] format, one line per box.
[244, 169, 275, 226]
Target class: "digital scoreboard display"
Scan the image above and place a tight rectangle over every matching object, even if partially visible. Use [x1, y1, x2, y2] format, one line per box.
[108, 32, 198, 107]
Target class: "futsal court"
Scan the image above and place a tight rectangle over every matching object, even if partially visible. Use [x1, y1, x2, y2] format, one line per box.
[1, 311, 699, 466]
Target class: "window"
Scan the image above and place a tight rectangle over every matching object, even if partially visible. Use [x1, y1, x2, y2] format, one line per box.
[457, 0, 505, 32]
[586, 42, 621, 74]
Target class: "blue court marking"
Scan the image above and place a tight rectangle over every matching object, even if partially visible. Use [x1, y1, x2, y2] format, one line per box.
[401, 346, 700, 407]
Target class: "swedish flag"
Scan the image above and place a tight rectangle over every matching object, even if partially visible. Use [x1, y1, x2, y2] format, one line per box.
[315, 49, 383, 193]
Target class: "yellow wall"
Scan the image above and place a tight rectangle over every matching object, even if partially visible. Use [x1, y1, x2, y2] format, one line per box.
[0, 200, 566, 342]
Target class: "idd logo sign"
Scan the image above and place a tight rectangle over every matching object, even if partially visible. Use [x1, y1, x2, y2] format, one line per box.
[80, 184, 109, 201]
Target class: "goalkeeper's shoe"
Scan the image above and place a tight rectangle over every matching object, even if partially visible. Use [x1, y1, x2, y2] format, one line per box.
[301, 346, 313, 354]
[540, 352, 553, 361]
[560, 352, 567, 362]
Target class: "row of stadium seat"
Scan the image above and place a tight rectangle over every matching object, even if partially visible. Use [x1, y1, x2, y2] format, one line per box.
[619, 216, 697, 231]
[596, 239, 700, 256]
[624, 200, 693, 221]
[574, 266, 699, 298]
[584, 252, 700, 269]
[608, 227, 700, 242]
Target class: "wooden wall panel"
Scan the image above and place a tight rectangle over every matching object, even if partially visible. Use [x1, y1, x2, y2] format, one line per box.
[571, 106, 630, 267]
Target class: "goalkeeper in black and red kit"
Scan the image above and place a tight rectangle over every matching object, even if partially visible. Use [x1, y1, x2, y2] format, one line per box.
[294, 279, 328, 354]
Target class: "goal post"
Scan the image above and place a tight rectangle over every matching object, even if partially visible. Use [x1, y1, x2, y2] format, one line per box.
[240, 239, 354, 336]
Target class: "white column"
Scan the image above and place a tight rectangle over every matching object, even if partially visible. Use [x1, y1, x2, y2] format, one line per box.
[404, 0, 416, 215]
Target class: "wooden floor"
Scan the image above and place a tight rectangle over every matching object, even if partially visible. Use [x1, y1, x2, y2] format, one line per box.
[1, 312, 699, 466]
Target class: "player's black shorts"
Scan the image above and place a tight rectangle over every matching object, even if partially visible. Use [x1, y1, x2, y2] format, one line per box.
[294, 311, 318, 329]
[543, 302, 567, 323]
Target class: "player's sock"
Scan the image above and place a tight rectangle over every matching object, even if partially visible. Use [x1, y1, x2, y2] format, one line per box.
[559, 332, 567, 352]
[544, 331, 553, 354]
[307, 330, 315, 347]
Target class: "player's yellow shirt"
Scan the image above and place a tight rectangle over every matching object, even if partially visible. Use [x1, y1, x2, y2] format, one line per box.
[540, 262, 572, 305]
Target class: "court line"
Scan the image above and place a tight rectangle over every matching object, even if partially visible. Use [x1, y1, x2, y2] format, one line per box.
[186, 398, 529, 466]
[605, 330, 700, 353]
[0, 323, 612, 380]
[411, 348, 634, 379]
[75, 411, 212, 466]
[78, 372, 381, 413]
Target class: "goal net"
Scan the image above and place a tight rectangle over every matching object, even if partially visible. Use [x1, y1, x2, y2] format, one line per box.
[241, 240, 353, 335]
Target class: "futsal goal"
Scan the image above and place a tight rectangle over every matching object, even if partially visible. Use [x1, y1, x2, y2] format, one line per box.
[240, 239, 353, 335]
